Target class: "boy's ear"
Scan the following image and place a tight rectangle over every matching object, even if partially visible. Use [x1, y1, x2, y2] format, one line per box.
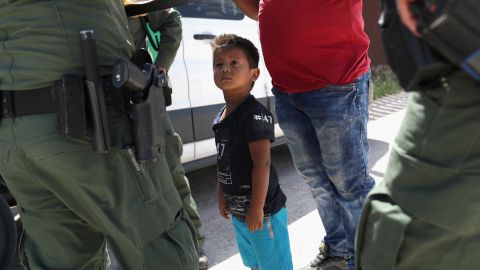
[250, 68, 260, 82]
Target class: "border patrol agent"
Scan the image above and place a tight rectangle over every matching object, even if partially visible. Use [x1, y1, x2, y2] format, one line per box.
[0, 1, 198, 269]
[356, 0, 480, 269]
[128, 8, 209, 269]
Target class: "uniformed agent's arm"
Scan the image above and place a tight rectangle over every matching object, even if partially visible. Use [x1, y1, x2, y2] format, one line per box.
[396, 0, 420, 37]
[232, 0, 259, 21]
[148, 8, 182, 70]
[245, 139, 271, 232]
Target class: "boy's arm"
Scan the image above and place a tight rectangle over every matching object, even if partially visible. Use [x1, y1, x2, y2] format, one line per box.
[217, 180, 229, 219]
[246, 139, 271, 232]
[232, 0, 259, 21]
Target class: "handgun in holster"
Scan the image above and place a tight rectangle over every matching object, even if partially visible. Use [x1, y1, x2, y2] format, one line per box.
[379, 0, 480, 91]
[112, 57, 173, 163]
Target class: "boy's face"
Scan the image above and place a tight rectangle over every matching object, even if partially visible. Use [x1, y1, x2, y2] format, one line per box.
[213, 47, 259, 94]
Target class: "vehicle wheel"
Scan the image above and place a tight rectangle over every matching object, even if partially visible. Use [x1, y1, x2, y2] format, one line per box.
[0, 194, 16, 270]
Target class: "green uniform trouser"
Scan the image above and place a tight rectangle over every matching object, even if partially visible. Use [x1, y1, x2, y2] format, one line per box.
[356, 71, 480, 269]
[0, 106, 198, 270]
[164, 115, 205, 247]
[129, 10, 205, 247]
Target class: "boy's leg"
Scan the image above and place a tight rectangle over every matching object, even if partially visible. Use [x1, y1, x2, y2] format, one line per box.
[249, 208, 293, 270]
[231, 209, 293, 270]
[231, 217, 260, 270]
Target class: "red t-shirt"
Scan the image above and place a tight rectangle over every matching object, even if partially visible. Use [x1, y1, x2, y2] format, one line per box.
[259, 0, 371, 93]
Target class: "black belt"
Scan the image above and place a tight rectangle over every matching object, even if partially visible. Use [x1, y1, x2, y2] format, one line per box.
[0, 77, 122, 118]
[0, 87, 57, 117]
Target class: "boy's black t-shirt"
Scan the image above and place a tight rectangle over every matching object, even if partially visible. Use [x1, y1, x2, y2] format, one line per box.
[212, 95, 286, 221]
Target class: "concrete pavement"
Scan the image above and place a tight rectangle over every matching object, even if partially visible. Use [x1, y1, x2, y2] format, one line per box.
[210, 92, 409, 270]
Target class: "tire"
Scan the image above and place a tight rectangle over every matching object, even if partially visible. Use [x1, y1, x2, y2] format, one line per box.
[0, 194, 16, 270]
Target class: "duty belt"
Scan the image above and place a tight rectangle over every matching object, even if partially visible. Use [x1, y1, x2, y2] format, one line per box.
[0, 77, 122, 118]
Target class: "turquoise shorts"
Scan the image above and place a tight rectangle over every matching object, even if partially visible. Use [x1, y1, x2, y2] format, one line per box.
[232, 207, 293, 270]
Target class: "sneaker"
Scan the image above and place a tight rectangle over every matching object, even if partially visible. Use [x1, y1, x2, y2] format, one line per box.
[314, 257, 348, 270]
[310, 243, 329, 267]
[198, 248, 208, 270]
[310, 243, 348, 270]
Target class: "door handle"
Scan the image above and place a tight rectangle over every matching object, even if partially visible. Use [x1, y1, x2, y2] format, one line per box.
[193, 34, 216, 40]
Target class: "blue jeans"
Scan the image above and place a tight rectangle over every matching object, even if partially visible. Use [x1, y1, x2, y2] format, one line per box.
[272, 72, 375, 269]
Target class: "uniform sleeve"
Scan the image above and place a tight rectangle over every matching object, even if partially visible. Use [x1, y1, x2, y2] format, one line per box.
[242, 108, 275, 143]
[128, 17, 147, 50]
[147, 9, 182, 70]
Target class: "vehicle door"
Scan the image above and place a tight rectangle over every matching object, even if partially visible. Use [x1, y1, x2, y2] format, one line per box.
[176, 0, 271, 161]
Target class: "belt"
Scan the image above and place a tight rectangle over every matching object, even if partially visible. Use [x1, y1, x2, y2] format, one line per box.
[0, 87, 57, 117]
[0, 77, 122, 118]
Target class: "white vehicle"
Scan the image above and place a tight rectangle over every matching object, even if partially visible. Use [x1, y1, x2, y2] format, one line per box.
[1, 2, 287, 265]
[168, 0, 284, 171]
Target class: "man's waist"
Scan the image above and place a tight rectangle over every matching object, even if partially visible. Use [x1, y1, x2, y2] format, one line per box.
[271, 62, 371, 93]
[0, 76, 122, 118]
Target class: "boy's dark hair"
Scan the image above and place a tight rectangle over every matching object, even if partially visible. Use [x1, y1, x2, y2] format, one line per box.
[211, 34, 259, 69]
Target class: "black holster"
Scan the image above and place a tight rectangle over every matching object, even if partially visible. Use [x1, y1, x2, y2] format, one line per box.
[131, 82, 166, 163]
[112, 57, 171, 163]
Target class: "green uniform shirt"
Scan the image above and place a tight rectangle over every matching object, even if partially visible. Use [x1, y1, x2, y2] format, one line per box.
[128, 9, 182, 70]
[356, 71, 480, 270]
[0, 0, 134, 91]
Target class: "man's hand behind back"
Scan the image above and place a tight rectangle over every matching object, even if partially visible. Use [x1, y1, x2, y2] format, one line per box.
[396, 0, 421, 36]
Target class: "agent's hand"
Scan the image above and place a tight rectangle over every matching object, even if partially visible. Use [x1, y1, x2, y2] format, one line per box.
[155, 65, 168, 74]
[245, 207, 264, 232]
[218, 196, 229, 219]
[396, 0, 421, 36]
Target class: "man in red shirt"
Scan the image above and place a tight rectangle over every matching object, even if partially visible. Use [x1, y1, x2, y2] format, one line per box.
[233, 1, 375, 269]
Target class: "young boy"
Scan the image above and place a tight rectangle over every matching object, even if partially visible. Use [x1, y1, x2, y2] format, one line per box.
[211, 34, 293, 270]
